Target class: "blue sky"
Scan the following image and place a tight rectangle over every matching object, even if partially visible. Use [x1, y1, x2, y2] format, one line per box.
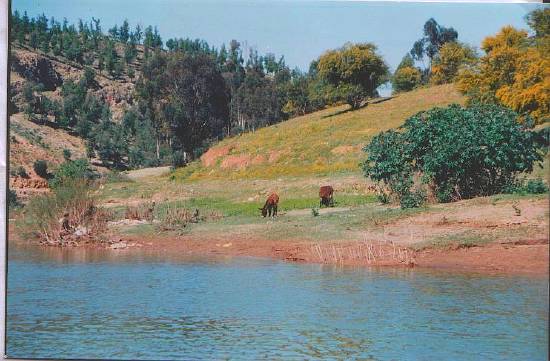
[12, 0, 543, 72]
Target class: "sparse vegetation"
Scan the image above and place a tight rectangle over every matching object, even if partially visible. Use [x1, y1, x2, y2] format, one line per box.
[124, 201, 155, 221]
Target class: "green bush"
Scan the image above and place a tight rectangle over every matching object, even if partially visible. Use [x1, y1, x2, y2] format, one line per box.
[49, 159, 98, 188]
[525, 179, 548, 194]
[8, 189, 19, 208]
[15, 166, 29, 178]
[62, 149, 72, 161]
[504, 178, 549, 195]
[362, 104, 545, 207]
[33, 160, 49, 178]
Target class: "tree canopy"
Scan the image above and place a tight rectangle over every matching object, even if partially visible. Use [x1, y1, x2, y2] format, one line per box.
[317, 43, 389, 109]
[392, 55, 422, 92]
[410, 18, 458, 65]
[457, 11, 550, 123]
[430, 42, 477, 85]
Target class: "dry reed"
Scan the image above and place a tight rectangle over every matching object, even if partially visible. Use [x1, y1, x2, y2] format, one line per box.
[307, 234, 415, 266]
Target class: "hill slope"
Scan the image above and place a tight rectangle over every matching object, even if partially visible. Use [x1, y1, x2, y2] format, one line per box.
[9, 46, 136, 199]
[180, 84, 465, 180]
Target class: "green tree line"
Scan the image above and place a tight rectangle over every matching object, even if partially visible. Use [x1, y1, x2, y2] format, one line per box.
[12, 11, 391, 169]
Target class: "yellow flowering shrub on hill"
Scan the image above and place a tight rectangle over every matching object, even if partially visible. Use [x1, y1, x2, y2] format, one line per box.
[457, 16, 549, 123]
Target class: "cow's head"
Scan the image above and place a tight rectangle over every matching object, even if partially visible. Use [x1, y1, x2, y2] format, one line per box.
[259, 207, 267, 217]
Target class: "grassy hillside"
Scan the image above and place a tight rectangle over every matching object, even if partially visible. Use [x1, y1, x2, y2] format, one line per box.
[177, 84, 465, 180]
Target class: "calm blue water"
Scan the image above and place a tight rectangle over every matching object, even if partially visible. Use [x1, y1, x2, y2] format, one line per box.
[6, 245, 549, 360]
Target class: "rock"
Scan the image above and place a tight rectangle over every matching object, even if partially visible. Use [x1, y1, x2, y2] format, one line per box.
[110, 242, 128, 250]
[74, 226, 88, 236]
[222, 242, 232, 248]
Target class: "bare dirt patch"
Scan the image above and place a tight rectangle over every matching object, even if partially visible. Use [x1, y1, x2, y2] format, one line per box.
[221, 154, 252, 170]
[251, 155, 266, 165]
[200, 145, 234, 167]
[415, 243, 549, 275]
[369, 198, 549, 247]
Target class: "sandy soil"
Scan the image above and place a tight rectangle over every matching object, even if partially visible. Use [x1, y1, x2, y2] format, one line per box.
[96, 232, 548, 276]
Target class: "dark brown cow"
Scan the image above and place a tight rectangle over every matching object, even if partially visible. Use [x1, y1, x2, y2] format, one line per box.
[260, 193, 279, 217]
[319, 186, 334, 207]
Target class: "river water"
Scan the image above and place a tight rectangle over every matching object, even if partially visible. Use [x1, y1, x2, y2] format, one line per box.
[6, 244, 549, 360]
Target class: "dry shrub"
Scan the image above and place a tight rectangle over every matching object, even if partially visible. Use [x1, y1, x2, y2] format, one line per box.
[19, 180, 111, 246]
[158, 206, 223, 231]
[158, 207, 194, 231]
[124, 201, 155, 221]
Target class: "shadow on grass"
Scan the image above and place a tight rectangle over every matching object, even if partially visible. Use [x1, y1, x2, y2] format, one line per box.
[321, 96, 395, 119]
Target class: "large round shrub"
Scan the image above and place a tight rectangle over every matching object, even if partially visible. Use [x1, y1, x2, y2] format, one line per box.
[362, 104, 545, 206]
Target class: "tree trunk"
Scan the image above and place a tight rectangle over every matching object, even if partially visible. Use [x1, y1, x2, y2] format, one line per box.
[156, 137, 160, 160]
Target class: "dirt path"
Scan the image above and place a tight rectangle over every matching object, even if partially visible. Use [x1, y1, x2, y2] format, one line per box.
[125, 166, 171, 180]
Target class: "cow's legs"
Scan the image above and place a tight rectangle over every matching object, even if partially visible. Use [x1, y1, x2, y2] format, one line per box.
[273, 205, 277, 217]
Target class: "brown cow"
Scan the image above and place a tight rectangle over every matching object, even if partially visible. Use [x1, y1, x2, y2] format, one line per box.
[260, 193, 279, 217]
[319, 186, 334, 207]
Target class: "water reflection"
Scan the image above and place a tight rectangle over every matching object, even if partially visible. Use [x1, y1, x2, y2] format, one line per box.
[7, 244, 549, 360]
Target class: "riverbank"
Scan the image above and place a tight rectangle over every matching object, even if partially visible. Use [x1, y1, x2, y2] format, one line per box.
[112, 233, 550, 276]
[10, 171, 549, 276]
[10, 227, 548, 275]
